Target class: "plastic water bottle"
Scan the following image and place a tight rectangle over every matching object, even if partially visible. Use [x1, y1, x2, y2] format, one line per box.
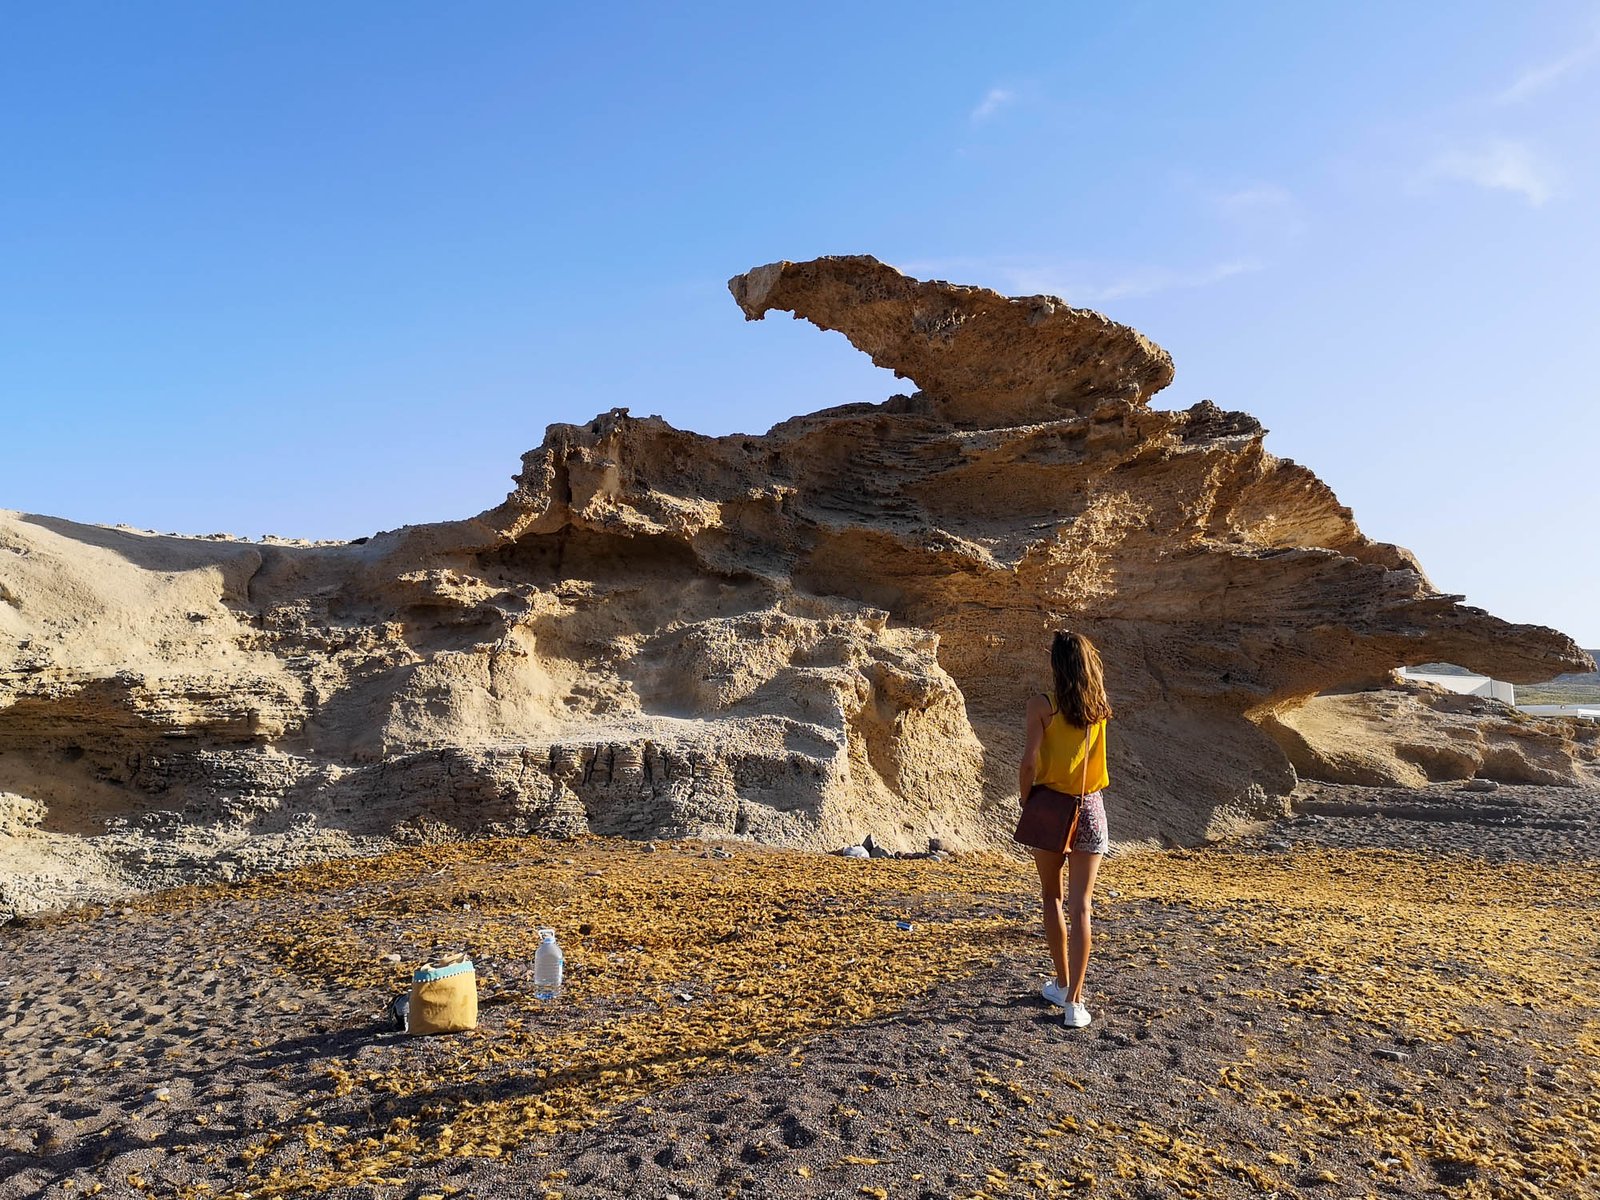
[533, 928, 563, 1000]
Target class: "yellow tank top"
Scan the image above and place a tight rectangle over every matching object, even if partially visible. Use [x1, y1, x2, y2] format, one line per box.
[1036, 697, 1109, 795]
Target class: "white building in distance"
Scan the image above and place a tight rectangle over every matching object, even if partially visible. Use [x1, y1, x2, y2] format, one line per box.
[1399, 665, 1600, 721]
[1398, 665, 1516, 704]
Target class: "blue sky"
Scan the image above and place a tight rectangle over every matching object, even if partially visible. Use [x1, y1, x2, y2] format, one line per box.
[3, 2, 1597, 647]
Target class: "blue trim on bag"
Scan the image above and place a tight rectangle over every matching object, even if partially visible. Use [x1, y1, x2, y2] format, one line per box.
[414, 959, 474, 983]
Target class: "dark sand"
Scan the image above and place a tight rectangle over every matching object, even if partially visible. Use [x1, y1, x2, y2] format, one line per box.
[3, 782, 1597, 1200]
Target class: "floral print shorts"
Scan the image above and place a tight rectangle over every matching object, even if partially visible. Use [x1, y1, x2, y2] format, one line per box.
[1069, 790, 1109, 854]
[1015, 786, 1111, 855]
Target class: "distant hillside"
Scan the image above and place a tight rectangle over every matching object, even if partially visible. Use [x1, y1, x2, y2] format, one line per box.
[1518, 650, 1600, 704]
[1408, 654, 1600, 704]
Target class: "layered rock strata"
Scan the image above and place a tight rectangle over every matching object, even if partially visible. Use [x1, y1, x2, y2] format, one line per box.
[1, 255, 1590, 904]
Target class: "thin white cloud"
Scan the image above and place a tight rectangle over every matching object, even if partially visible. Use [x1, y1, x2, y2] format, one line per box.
[1209, 182, 1307, 241]
[1076, 259, 1263, 304]
[969, 87, 1016, 123]
[897, 256, 1264, 306]
[1495, 20, 1600, 103]
[1424, 140, 1559, 206]
[1213, 184, 1294, 213]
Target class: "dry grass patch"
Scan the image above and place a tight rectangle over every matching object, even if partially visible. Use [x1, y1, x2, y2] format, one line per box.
[96, 838, 1600, 1199]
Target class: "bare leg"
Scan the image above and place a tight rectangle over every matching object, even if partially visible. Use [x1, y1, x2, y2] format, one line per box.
[1031, 848, 1068, 986]
[1065, 850, 1103, 1004]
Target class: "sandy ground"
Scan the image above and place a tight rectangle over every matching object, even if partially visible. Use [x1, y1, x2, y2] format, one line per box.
[2, 782, 1598, 1200]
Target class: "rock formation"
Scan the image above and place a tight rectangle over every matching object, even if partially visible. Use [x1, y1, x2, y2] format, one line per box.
[1, 255, 1591, 906]
[1263, 681, 1600, 789]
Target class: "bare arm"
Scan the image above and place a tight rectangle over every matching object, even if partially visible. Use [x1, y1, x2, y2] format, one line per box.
[1018, 694, 1050, 801]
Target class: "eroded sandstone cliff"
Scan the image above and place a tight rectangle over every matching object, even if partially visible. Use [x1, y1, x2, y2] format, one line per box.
[1, 255, 1590, 906]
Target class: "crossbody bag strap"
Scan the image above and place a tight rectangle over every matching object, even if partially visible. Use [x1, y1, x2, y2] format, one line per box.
[1080, 721, 1094, 796]
[1062, 723, 1091, 851]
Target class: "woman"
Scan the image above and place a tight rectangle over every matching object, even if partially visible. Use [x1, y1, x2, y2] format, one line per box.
[1014, 629, 1112, 1028]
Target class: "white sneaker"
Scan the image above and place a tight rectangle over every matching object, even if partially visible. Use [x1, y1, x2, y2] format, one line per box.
[1040, 979, 1069, 1008]
[1063, 1001, 1092, 1028]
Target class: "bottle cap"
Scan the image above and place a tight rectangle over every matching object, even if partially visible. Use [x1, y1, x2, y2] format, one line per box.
[539, 928, 556, 941]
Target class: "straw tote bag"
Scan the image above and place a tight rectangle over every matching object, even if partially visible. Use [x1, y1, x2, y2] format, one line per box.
[1013, 720, 1094, 853]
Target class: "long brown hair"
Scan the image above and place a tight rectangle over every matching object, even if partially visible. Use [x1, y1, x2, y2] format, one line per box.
[1050, 630, 1113, 728]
